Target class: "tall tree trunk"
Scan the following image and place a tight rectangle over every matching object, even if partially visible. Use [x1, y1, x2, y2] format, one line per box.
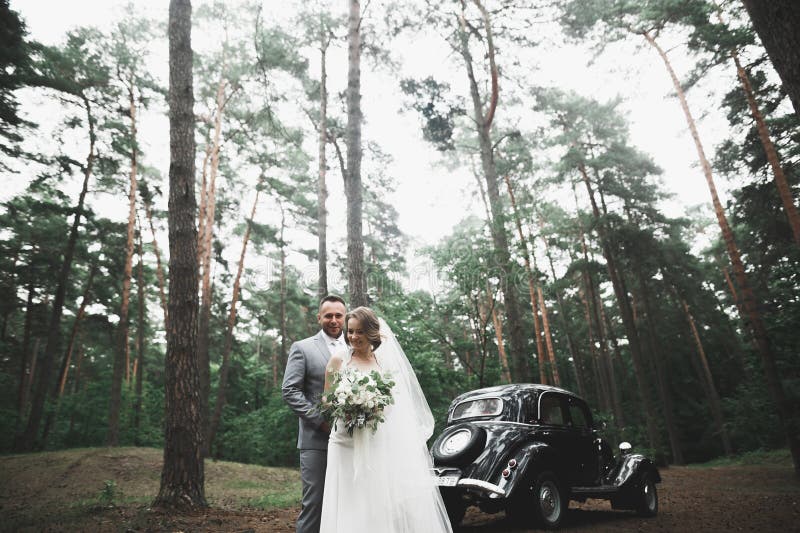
[643, 31, 800, 474]
[57, 267, 95, 397]
[317, 27, 330, 299]
[579, 162, 659, 453]
[154, 0, 206, 509]
[279, 200, 288, 377]
[541, 232, 586, 397]
[458, 4, 529, 382]
[16, 95, 95, 452]
[197, 76, 225, 456]
[196, 144, 212, 274]
[207, 186, 261, 454]
[142, 190, 169, 327]
[134, 225, 146, 445]
[741, 0, 800, 119]
[538, 285, 561, 387]
[731, 52, 800, 245]
[17, 274, 35, 418]
[271, 338, 278, 389]
[636, 272, 683, 465]
[573, 188, 621, 425]
[108, 81, 140, 446]
[680, 296, 733, 455]
[485, 282, 512, 383]
[40, 267, 97, 448]
[345, 0, 366, 307]
[502, 175, 546, 383]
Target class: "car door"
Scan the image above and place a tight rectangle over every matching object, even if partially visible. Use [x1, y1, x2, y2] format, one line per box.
[565, 397, 600, 486]
[537, 392, 571, 480]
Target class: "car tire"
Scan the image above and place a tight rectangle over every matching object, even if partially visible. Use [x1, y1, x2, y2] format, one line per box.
[634, 471, 658, 517]
[431, 425, 486, 466]
[531, 471, 566, 529]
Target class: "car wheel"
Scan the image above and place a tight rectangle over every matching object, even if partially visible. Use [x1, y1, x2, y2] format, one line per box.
[532, 471, 565, 529]
[635, 472, 658, 517]
[441, 489, 467, 528]
[432, 425, 487, 466]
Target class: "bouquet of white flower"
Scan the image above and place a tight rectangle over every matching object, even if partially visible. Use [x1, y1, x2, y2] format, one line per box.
[318, 368, 395, 436]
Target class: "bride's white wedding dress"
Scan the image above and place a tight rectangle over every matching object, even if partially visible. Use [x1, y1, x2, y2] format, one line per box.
[319, 320, 452, 533]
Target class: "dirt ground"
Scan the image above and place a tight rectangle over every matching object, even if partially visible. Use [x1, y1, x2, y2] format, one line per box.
[120, 463, 800, 533]
[1, 448, 798, 532]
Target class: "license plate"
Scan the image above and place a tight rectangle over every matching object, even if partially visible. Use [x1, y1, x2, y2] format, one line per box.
[434, 474, 460, 487]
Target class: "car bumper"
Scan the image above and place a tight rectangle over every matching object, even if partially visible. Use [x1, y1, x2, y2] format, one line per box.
[457, 478, 506, 498]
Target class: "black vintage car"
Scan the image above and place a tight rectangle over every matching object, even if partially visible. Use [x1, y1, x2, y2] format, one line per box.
[430, 384, 660, 529]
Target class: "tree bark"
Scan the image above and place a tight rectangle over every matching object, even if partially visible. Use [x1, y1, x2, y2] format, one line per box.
[345, 0, 366, 307]
[16, 95, 95, 452]
[197, 77, 226, 456]
[134, 224, 146, 445]
[731, 52, 800, 246]
[579, 162, 659, 453]
[741, 0, 800, 119]
[458, 5, 530, 382]
[644, 30, 800, 474]
[17, 274, 35, 418]
[57, 268, 95, 398]
[142, 190, 168, 327]
[573, 186, 622, 425]
[108, 80, 140, 447]
[154, 0, 206, 509]
[636, 272, 683, 464]
[207, 186, 261, 454]
[538, 285, 561, 387]
[680, 296, 733, 456]
[485, 282, 512, 383]
[541, 231, 586, 397]
[502, 174, 547, 383]
[279, 200, 288, 378]
[317, 27, 330, 299]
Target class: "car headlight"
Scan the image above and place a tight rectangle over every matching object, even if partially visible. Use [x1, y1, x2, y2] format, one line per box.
[440, 428, 472, 455]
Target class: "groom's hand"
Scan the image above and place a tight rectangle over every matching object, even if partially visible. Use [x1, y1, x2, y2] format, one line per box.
[320, 421, 331, 434]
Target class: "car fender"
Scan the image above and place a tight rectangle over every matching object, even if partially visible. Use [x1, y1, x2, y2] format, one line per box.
[608, 453, 661, 488]
[496, 441, 561, 498]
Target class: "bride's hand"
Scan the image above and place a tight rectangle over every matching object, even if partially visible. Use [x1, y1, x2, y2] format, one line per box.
[324, 354, 344, 392]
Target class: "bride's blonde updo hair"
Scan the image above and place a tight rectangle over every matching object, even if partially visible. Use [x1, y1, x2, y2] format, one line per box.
[344, 306, 382, 350]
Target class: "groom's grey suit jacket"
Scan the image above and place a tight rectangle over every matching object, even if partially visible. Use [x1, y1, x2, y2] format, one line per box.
[282, 331, 332, 450]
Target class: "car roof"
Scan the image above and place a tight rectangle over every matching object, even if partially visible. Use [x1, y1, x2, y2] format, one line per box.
[452, 383, 584, 404]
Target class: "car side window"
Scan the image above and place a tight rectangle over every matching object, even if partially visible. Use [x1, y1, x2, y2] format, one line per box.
[539, 393, 565, 425]
[523, 395, 538, 423]
[569, 403, 589, 428]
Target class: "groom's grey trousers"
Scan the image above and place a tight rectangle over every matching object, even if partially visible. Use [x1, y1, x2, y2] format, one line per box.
[298, 449, 327, 533]
[282, 332, 332, 533]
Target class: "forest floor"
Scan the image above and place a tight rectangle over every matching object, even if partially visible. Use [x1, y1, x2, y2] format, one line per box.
[0, 447, 797, 532]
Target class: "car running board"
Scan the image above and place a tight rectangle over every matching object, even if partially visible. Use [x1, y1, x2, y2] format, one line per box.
[571, 485, 620, 496]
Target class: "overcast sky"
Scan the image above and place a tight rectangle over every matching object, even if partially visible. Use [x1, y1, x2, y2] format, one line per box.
[10, 0, 739, 293]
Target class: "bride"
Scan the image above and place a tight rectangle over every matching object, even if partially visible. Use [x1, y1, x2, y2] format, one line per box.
[319, 306, 453, 533]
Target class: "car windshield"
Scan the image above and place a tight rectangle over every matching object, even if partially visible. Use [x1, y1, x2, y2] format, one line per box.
[451, 397, 503, 421]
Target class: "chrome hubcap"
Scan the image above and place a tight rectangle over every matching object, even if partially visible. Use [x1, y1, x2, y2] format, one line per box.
[539, 480, 560, 521]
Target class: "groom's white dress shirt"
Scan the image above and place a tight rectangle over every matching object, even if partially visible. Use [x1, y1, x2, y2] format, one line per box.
[323, 332, 345, 356]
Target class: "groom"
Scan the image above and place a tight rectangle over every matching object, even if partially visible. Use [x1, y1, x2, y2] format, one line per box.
[282, 294, 347, 533]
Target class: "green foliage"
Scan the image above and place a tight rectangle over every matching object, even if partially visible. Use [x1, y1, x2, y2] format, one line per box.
[98, 480, 119, 506]
[689, 448, 792, 469]
[0, 0, 32, 164]
[400, 77, 465, 151]
[245, 481, 302, 510]
[217, 390, 299, 466]
[0, 0, 796, 473]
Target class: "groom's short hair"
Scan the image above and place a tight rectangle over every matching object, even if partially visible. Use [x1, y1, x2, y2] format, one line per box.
[319, 294, 346, 310]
